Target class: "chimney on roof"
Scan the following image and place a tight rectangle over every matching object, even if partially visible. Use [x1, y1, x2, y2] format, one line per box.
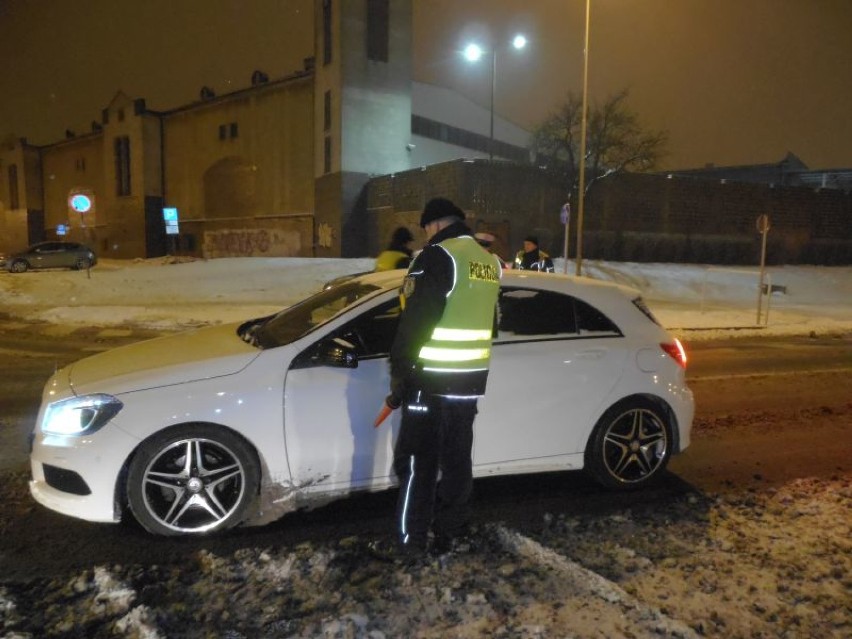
[251, 70, 269, 85]
[200, 86, 216, 100]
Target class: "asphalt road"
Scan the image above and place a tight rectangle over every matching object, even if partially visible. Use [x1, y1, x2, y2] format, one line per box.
[0, 319, 849, 583]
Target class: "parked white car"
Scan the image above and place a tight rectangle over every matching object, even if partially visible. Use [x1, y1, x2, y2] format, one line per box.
[29, 270, 693, 537]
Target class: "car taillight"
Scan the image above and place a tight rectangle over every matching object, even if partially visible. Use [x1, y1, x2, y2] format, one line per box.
[660, 338, 687, 369]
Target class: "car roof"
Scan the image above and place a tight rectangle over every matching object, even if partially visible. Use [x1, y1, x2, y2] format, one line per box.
[353, 268, 642, 304]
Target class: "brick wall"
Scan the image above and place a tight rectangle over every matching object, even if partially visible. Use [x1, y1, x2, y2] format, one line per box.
[367, 161, 852, 265]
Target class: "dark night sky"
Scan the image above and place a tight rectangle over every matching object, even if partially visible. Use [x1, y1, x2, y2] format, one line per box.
[2, 0, 851, 170]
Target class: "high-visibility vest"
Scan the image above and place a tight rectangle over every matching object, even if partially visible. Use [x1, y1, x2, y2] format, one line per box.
[417, 236, 501, 375]
[375, 249, 409, 271]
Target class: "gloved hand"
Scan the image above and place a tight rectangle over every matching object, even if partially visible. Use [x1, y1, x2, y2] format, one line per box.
[385, 393, 402, 410]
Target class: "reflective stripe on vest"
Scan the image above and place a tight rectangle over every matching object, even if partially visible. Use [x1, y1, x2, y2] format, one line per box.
[417, 236, 501, 373]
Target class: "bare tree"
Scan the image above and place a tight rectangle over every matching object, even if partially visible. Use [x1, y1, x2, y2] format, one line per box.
[531, 89, 667, 196]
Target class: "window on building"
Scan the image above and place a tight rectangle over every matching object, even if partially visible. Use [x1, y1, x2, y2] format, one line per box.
[230, 122, 239, 138]
[114, 136, 131, 196]
[324, 136, 332, 174]
[323, 0, 333, 65]
[219, 124, 227, 140]
[117, 108, 125, 122]
[8, 164, 19, 209]
[324, 90, 332, 132]
[75, 158, 86, 172]
[366, 0, 389, 62]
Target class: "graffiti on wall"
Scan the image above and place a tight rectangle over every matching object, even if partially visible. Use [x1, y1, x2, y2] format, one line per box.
[316, 222, 335, 248]
[202, 228, 302, 258]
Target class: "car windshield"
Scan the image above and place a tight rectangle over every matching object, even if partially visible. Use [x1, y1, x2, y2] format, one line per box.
[246, 280, 385, 349]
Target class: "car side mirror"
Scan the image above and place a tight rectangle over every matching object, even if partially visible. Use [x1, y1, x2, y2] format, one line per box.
[316, 337, 359, 369]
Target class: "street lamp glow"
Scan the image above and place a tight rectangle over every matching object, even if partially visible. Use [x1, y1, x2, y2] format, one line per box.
[512, 34, 527, 50]
[464, 43, 484, 62]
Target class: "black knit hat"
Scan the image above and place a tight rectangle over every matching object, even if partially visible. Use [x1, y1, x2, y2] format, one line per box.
[391, 226, 414, 245]
[420, 197, 465, 228]
[524, 235, 539, 246]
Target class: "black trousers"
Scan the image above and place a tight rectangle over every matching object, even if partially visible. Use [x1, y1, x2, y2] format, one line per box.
[392, 393, 478, 550]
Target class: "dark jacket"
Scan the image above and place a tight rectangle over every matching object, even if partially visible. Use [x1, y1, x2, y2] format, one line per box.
[389, 221, 496, 401]
[513, 248, 555, 272]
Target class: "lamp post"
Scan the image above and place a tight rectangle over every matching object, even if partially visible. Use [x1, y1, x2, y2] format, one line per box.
[463, 34, 527, 162]
[575, 0, 591, 276]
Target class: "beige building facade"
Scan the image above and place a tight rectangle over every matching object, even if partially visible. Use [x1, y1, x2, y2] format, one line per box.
[0, 0, 419, 261]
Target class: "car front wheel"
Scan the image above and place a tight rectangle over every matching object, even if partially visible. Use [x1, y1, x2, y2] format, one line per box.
[126, 424, 260, 536]
[10, 260, 28, 273]
[584, 397, 673, 489]
[74, 257, 91, 270]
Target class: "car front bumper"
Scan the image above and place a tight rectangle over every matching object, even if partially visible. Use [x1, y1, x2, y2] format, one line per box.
[29, 424, 141, 524]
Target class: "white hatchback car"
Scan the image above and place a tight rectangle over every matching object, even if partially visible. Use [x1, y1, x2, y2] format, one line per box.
[30, 270, 693, 537]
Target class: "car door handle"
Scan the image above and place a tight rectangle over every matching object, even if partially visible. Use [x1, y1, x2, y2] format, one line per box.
[577, 349, 607, 360]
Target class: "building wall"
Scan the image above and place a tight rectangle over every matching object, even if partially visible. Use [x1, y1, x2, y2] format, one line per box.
[94, 95, 151, 258]
[366, 161, 852, 265]
[313, 0, 413, 258]
[41, 133, 105, 249]
[0, 139, 44, 251]
[409, 82, 530, 167]
[163, 75, 316, 258]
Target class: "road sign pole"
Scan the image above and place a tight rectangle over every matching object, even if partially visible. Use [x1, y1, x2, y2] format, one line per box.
[756, 214, 770, 324]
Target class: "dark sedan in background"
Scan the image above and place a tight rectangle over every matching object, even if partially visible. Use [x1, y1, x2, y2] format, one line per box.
[1, 241, 97, 273]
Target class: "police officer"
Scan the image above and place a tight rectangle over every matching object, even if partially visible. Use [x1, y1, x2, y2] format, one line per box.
[384, 197, 501, 558]
[513, 235, 555, 272]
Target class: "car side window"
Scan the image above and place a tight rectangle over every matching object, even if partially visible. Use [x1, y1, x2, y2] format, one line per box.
[498, 287, 621, 339]
[575, 298, 621, 334]
[291, 297, 402, 369]
[499, 288, 577, 336]
[336, 298, 402, 357]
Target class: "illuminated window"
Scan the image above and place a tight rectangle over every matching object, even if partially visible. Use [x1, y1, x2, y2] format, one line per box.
[366, 0, 389, 62]
[7, 164, 18, 209]
[114, 136, 131, 196]
[323, 0, 332, 65]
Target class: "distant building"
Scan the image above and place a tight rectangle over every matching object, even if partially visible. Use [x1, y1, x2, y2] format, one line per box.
[0, 0, 531, 260]
[662, 152, 852, 192]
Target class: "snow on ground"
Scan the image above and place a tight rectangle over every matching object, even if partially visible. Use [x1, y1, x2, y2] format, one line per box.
[1, 257, 850, 638]
[0, 256, 850, 340]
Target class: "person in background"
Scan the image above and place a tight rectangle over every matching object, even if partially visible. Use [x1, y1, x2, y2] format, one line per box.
[379, 197, 501, 561]
[474, 231, 509, 269]
[375, 226, 415, 271]
[512, 235, 554, 272]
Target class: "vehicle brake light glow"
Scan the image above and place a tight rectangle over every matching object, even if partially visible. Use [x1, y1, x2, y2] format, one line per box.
[660, 339, 687, 369]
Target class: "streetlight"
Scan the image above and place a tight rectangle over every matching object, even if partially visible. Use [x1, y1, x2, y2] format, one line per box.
[463, 34, 527, 162]
[575, 0, 591, 276]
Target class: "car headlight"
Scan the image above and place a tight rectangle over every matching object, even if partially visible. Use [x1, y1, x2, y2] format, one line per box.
[41, 394, 123, 436]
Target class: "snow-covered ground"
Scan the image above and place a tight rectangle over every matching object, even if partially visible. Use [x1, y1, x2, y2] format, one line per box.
[1, 257, 850, 638]
[1, 256, 850, 340]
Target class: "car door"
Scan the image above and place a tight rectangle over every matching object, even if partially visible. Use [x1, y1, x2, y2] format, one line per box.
[31, 243, 60, 268]
[282, 295, 402, 492]
[473, 287, 630, 473]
